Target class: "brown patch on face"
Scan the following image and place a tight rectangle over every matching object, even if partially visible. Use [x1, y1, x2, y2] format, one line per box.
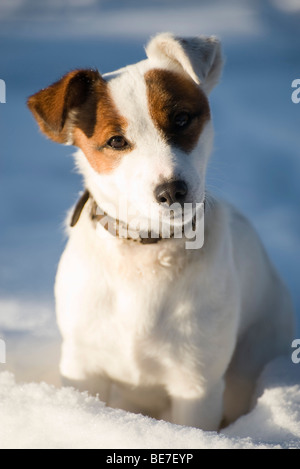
[28, 69, 130, 174]
[73, 81, 130, 174]
[145, 69, 211, 153]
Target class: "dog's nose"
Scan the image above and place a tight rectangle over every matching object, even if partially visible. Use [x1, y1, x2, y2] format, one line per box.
[155, 180, 188, 207]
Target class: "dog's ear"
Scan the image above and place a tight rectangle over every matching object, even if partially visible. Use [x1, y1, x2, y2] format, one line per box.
[146, 33, 223, 94]
[27, 69, 102, 144]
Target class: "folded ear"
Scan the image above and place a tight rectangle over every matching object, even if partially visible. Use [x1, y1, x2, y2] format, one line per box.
[146, 33, 223, 94]
[27, 69, 102, 144]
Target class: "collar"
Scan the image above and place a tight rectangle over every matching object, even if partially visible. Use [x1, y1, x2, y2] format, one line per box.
[70, 189, 200, 245]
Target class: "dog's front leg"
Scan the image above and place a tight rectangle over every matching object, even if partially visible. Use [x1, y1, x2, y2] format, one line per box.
[171, 380, 225, 431]
[59, 342, 112, 402]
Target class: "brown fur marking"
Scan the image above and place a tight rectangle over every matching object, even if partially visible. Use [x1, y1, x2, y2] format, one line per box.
[145, 69, 211, 153]
[28, 69, 129, 174]
[27, 70, 101, 144]
[73, 81, 129, 174]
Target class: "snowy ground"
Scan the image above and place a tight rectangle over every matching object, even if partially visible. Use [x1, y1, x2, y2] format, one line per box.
[0, 0, 299, 449]
[0, 357, 299, 449]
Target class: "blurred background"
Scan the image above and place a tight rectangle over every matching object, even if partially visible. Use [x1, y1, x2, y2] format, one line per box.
[0, 0, 299, 384]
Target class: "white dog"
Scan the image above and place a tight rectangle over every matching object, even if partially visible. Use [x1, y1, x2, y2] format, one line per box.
[28, 33, 294, 430]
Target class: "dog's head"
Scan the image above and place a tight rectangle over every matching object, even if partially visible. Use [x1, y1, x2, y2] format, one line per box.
[28, 33, 223, 231]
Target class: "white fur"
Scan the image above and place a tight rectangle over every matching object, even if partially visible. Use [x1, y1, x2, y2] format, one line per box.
[55, 34, 294, 430]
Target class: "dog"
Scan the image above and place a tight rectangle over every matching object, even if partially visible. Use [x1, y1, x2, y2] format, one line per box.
[28, 33, 294, 431]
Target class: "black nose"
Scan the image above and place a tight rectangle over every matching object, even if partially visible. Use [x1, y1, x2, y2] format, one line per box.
[155, 180, 188, 207]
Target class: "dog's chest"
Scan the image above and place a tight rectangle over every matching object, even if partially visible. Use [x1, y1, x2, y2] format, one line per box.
[59, 234, 202, 386]
[86, 278, 197, 386]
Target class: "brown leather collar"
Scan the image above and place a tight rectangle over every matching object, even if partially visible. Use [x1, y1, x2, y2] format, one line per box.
[71, 190, 199, 245]
[70, 190, 91, 228]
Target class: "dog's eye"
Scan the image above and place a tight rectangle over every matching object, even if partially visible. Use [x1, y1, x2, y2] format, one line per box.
[107, 136, 129, 150]
[174, 112, 191, 128]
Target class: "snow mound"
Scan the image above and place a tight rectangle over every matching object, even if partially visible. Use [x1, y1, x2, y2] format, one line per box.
[224, 357, 300, 448]
[0, 357, 299, 449]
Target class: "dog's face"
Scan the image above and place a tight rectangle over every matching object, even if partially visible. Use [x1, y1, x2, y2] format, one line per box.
[28, 34, 223, 230]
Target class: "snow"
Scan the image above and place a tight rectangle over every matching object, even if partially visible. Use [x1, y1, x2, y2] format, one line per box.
[0, 0, 299, 449]
[0, 357, 299, 449]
